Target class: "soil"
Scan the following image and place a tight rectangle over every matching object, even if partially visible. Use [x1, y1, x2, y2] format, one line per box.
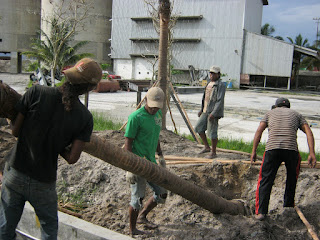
[0, 126, 319, 240]
[0, 72, 319, 239]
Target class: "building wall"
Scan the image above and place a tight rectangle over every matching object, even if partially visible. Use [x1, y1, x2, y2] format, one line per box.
[111, 0, 266, 86]
[0, 0, 41, 52]
[242, 31, 293, 77]
[41, 0, 112, 63]
[243, 0, 264, 33]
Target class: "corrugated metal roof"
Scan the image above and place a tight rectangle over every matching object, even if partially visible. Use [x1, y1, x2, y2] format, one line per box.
[293, 45, 320, 60]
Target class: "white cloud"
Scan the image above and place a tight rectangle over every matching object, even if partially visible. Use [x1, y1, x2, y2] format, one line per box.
[277, 4, 320, 23]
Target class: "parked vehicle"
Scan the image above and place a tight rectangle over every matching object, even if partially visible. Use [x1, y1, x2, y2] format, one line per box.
[102, 70, 121, 80]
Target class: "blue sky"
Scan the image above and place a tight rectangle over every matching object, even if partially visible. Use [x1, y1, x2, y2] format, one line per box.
[262, 0, 320, 45]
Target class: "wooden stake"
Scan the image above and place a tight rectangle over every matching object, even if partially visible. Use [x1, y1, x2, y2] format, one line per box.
[169, 82, 202, 144]
[166, 95, 178, 133]
[295, 206, 319, 240]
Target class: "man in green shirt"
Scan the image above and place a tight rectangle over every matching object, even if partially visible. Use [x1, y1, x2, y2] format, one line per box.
[125, 87, 167, 236]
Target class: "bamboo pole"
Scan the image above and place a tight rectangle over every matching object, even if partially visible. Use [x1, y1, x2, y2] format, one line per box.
[294, 206, 319, 240]
[58, 206, 82, 218]
[197, 144, 263, 160]
[161, 155, 319, 168]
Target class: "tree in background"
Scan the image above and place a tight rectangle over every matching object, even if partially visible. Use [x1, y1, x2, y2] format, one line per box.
[261, 23, 284, 40]
[287, 34, 309, 48]
[24, 0, 94, 86]
[301, 43, 320, 71]
[287, 34, 309, 88]
[24, 18, 93, 84]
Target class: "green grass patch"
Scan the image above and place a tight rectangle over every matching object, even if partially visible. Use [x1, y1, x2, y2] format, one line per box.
[92, 111, 123, 131]
[182, 134, 319, 162]
[92, 115, 319, 163]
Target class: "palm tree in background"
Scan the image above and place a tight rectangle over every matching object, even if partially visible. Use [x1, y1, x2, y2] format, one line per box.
[287, 34, 309, 47]
[261, 23, 275, 36]
[301, 43, 320, 71]
[287, 34, 309, 88]
[261, 23, 284, 40]
[23, 18, 93, 85]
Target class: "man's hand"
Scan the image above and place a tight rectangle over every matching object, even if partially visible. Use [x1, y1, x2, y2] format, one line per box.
[126, 171, 138, 184]
[158, 155, 166, 168]
[250, 152, 257, 164]
[307, 154, 317, 168]
[198, 110, 202, 117]
[0, 81, 22, 121]
[208, 114, 215, 121]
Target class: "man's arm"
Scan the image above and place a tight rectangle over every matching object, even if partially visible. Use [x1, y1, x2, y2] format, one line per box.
[210, 83, 226, 119]
[60, 139, 85, 164]
[251, 122, 267, 163]
[125, 137, 134, 152]
[156, 140, 166, 168]
[156, 141, 162, 156]
[300, 123, 317, 168]
[10, 112, 24, 137]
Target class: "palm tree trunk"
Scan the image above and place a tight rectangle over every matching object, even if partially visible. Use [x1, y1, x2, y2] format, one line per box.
[84, 134, 247, 215]
[158, 0, 171, 129]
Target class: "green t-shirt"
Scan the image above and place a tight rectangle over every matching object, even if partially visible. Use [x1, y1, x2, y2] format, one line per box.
[124, 106, 162, 164]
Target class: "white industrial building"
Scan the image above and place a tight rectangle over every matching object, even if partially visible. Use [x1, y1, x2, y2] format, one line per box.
[110, 0, 319, 88]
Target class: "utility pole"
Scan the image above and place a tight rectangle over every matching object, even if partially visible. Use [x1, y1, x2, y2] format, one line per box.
[313, 17, 320, 48]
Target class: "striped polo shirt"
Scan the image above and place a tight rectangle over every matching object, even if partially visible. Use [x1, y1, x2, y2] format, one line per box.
[262, 107, 307, 151]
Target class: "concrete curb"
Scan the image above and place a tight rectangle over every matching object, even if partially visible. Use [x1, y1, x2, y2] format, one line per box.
[17, 202, 133, 240]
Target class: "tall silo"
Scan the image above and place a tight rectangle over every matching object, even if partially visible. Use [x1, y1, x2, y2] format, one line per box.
[41, 0, 112, 64]
[0, 0, 41, 73]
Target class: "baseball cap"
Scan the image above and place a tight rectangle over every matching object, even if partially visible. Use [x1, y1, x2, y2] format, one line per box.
[64, 58, 102, 85]
[146, 87, 164, 108]
[275, 97, 290, 108]
[209, 66, 220, 73]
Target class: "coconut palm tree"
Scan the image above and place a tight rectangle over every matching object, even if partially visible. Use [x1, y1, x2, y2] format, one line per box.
[287, 34, 309, 88]
[301, 44, 320, 71]
[23, 18, 93, 85]
[287, 34, 309, 47]
[261, 23, 283, 40]
[261, 23, 275, 36]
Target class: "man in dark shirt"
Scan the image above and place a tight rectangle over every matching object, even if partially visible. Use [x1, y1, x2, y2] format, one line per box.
[0, 58, 102, 239]
[251, 97, 317, 221]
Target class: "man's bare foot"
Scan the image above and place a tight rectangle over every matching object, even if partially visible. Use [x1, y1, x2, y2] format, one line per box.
[206, 153, 217, 159]
[130, 228, 146, 236]
[199, 148, 211, 154]
[137, 217, 158, 229]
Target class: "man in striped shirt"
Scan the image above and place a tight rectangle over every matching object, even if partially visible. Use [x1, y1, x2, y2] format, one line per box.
[251, 97, 317, 221]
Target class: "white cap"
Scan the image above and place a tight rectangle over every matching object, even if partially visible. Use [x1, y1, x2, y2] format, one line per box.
[146, 87, 164, 108]
[209, 66, 221, 73]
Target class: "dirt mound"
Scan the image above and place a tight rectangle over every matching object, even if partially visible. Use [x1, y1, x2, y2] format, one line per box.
[0, 127, 319, 239]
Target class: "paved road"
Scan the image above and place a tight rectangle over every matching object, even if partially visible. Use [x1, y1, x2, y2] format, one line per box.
[86, 89, 320, 153]
[2, 73, 320, 153]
